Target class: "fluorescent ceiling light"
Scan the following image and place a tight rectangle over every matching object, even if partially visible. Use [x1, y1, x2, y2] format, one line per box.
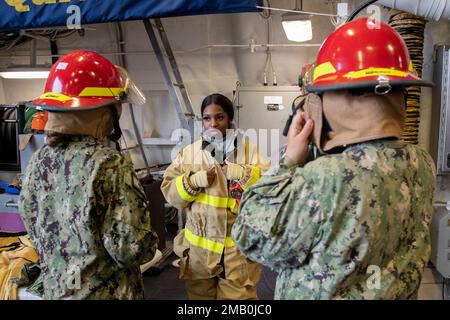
[282, 13, 312, 42]
[0, 68, 50, 79]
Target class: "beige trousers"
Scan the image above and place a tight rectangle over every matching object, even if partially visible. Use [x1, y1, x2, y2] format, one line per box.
[185, 277, 258, 300]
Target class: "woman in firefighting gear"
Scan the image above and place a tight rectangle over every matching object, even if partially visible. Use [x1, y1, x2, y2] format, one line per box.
[18, 50, 158, 299]
[161, 93, 270, 300]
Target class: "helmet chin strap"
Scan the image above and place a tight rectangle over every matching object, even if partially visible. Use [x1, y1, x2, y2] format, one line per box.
[108, 104, 122, 151]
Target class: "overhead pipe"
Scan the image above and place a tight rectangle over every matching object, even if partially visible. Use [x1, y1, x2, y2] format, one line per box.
[377, 0, 450, 21]
[347, 0, 450, 22]
[256, 6, 338, 17]
[0, 42, 323, 59]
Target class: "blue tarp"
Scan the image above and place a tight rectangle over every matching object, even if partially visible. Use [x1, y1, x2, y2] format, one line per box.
[0, 0, 262, 32]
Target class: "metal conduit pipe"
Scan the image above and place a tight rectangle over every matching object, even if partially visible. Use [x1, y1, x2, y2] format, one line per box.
[0, 43, 323, 59]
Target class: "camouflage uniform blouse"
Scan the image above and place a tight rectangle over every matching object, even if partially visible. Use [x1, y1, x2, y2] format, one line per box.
[232, 139, 436, 299]
[19, 136, 158, 299]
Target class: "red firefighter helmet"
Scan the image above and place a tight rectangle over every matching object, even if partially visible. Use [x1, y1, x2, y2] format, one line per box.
[306, 18, 433, 93]
[30, 50, 125, 112]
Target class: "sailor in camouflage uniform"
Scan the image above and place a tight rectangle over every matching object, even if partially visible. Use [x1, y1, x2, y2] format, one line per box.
[19, 50, 158, 299]
[231, 18, 436, 299]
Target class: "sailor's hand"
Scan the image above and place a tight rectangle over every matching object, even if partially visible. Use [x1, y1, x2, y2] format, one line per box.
[285, 112, 314, 166]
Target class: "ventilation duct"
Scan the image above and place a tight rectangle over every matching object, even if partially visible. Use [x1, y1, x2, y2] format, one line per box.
[378, 0, 450, 21]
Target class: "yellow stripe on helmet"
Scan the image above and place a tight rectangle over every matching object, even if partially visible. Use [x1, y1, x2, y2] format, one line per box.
[313, 62, 337, 81]
[78, 87, 124, 97]
[39, 92, 73, 102]
[343, 68, 409, 79]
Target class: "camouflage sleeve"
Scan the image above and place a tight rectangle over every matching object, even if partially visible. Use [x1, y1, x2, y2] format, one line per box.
[18, 151, 42, 251]
[96, 155, 158, 268]
[160, 150, 198, 209]
[231, 164, 323, 271]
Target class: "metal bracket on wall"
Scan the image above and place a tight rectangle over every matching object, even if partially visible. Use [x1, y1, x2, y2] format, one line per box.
[143, 18, 196, 142]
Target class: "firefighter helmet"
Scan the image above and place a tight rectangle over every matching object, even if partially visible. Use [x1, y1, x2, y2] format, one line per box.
[30, 50, 125, 112]
[306, 18, 433, 93]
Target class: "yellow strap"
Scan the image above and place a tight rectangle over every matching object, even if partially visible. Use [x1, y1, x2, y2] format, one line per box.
[175, 175, 197, 202]
[225, 236, 235, 248]
[78, 87, 124, 97]
[343, 68, 409, 79]
[39, 92, 72, 102]
[313, 62, 337, 81]
[242, 166, 261, 191]
[185, 227, 234, 254]
[245, 139, 249, 164]
[227, 198, 238, 214]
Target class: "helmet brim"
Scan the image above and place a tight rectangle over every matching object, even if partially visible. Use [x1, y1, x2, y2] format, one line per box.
[28, 96, 120, 112]
[306, 77, 434, 93]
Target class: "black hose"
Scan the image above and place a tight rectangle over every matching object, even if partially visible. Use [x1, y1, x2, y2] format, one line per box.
[0, 107, 19, 167]
[50, 40, 58, 64]
[346, 0, 379, 22]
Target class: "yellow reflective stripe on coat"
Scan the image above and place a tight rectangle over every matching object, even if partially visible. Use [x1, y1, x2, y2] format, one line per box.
[242, 166, 261, 191]
[78, 87, 124, 97]
[174, 175, 236, 211]
[196, 193, 238, 213]
[313, 62, 337, 81]
[185, 227, 235, 254]
[39, 92, 72, 102]
[175, 175, 197, 202]
[343, 68, 409, 79]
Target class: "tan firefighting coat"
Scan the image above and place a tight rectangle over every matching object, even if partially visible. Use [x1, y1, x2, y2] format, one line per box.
[161, 138, 270, 287]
